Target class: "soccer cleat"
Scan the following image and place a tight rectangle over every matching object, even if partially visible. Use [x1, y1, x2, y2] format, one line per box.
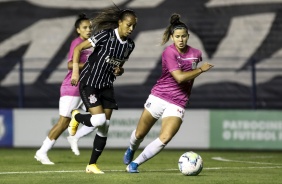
[86, 164, 105, 174]
[68, 109, 80, 136]
[67, 136, 80, 156]
[126, 162, 139, 173]
[34, 150, 54, 165]
[123, 147, 135, 165]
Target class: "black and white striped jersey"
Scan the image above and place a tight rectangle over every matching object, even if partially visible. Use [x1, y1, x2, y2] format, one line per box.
[79, 28, 135, 89]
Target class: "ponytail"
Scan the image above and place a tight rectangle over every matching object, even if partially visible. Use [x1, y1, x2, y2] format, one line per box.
[161, 13, 188, 45]
[74, 13, 90, 36]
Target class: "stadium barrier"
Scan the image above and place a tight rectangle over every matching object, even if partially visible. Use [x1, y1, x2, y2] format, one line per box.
[0, 109, 281, 150]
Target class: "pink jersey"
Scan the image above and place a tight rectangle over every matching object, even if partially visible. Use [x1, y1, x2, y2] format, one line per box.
[151, 44, 202, 108]
[60, 37, 92, 97]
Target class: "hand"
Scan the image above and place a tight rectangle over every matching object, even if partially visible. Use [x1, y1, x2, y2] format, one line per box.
[71, 63, 79, 86]
[71, 73, 79, 86]
[199, 62, 214, 72]
[114, 67, 124, 76]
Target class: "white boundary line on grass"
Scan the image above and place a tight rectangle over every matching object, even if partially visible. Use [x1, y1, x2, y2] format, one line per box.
[1, 166, 282, 175]
[212, 157, 282, 166]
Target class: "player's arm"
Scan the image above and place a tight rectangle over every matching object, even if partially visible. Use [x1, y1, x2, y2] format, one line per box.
[171, 62, 214, 84]
[67, 61, 84, 70]
[71, 40, 93, 86]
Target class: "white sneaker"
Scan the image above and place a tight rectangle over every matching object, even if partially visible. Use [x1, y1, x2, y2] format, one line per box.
[67, 136, 80, 156]
[34, 150, 54, 165]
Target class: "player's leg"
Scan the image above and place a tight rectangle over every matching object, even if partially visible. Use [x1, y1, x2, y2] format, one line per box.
[67, 100, 96, 155]
[73, 101, 96, 137]
[124, 95, 163, 166]
[86, 87, 117, 174]
[67, 125, 96, 155]
[35, 96, 80, 164]
[89, 109, 112, 164]
[127, 102, 184, 173]
[127, 116, 182, 173]
[123, 109, 157, 165]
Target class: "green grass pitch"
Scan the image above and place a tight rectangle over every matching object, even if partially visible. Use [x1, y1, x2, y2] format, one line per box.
[0, 148, 282, 184]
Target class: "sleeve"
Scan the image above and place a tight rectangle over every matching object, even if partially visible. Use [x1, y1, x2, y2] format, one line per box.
[125, 40, 135, 60]
[88, 30, 109, 47]
[162, 47, 180, 72]
[198, 50, 202, 62]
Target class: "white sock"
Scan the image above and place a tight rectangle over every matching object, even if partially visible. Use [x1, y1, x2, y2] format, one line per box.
[74, 125, 95, 139]
[38, 137, 55, 154]
[129, 129, 143, 151]
[133, 138, 166, 165]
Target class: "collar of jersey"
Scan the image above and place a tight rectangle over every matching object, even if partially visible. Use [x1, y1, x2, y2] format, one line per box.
[114, 28, 127, 44]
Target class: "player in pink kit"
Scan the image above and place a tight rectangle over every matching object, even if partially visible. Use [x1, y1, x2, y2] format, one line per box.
[34, 14, 95, 164]
[123, 13, 214, 173]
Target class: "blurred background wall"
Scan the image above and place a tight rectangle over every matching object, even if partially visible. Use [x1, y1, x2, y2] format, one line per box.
[0, 0, 282, 109]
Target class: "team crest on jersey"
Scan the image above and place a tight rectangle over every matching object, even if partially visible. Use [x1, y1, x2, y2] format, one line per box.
[88, 94, 97, 104]
[192, 61, 197, 69]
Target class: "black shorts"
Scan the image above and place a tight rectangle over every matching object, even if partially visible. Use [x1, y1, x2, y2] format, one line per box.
[79, 82, 118, 110]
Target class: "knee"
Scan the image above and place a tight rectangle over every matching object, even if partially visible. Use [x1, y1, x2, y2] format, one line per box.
[135, 130, 146, 140]
[97, 120, 110, 137]
[57, 117, 70, 129]
[90, 114, 106, 127]
[159, 134, 172, 144]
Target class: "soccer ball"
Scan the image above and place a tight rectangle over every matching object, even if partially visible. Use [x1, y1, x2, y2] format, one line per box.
[178, 151, 203, 176]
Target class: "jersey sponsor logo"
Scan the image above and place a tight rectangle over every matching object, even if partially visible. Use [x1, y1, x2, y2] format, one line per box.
[105, 56, 127, 67]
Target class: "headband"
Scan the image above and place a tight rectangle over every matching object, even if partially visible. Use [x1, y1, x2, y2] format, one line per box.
[171, 24, 188, 34]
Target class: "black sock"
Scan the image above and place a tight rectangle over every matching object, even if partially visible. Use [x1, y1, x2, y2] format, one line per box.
[89, 134, 107, 164]
[75, 114, 92, 127]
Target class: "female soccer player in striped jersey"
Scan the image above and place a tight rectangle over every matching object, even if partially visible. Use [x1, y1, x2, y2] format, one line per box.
[123, 13, 214, 173]
[35, 14, 96, 164]
[68, 7, 137, 174]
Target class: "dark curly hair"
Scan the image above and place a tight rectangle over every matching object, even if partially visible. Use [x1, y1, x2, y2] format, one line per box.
[91, 7, 137, 34]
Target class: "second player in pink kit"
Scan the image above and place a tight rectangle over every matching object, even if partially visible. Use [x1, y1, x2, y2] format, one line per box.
[123, 13, 214, 173]
[35, 14, 95, 165]
[61, 36, 92, 97]
[152, 44, 202, 109]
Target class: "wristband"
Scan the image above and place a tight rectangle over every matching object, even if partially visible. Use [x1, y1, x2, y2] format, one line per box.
[73, 63, 79, 73]
[72, 63, 79, 79]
